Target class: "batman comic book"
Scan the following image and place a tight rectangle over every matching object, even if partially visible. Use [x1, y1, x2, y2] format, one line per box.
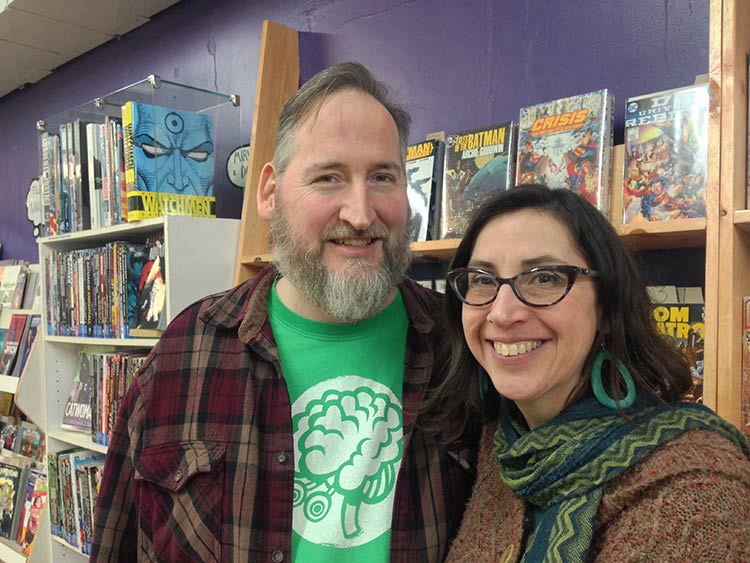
[516, 89, 614, 215]
[622, 83, 709, 224]
[440, 121, 516, 239]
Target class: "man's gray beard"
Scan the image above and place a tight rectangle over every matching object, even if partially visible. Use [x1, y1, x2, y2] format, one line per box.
[269, 210, 411, 323]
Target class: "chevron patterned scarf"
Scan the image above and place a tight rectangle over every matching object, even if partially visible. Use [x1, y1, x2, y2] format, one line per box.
[493, 397, 750, 563]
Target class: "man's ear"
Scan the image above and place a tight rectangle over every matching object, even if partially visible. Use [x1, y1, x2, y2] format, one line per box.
[257, 162, 277, 220]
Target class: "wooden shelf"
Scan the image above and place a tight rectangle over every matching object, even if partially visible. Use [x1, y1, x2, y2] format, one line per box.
[616, 218, 707, 250]
[235, 20, 300, 285]
[238, 253, 273, 268]
[239, 242, 466, 267]
[239, 221, 705, 271]
[733, 209, 750, 233]
[411, 239, 461, 261]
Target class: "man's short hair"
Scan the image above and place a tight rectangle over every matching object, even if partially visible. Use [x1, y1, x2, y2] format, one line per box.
[272, 61, 411, 178]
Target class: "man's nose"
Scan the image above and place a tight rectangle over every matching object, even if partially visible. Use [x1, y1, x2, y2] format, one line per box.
[339, 182, 376, 230]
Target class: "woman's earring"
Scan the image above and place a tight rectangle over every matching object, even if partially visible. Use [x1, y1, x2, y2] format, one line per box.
[591, 349, 636, 409]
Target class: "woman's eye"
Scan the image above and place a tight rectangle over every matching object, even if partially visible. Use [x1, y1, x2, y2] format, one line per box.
[530, 271, 564, 285]
[470, 274, 496, 287]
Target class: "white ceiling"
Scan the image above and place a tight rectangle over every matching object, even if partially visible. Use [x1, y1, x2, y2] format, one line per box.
[0, 0, 181, 99]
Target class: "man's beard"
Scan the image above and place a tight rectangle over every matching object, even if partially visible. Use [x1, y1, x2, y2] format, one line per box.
[269, 208, 411, 323]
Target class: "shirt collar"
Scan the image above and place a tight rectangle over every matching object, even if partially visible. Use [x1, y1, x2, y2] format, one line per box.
[201, 264, 436, 341]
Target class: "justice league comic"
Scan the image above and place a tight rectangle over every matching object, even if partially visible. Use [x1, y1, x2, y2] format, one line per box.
[622, 83, 709, 223]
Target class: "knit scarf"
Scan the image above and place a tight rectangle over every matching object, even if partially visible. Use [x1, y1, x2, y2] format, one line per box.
[493, 397, 750, 563]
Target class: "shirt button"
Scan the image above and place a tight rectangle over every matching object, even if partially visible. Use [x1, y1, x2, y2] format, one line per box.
[271, 550, 284, 562]
[276, 451, 289, 464]
[174, 470, 183, 482]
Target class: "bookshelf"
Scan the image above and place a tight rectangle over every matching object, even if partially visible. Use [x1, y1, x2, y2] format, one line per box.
[28, 214, 239, 560]
[712, 0, 750, 429]
[23, 70, 247, 558]
[234, 8, 746, 429]
[0, 267, 50, 563]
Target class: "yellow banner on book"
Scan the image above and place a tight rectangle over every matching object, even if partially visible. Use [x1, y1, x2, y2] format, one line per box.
[127, 191, 216, 221]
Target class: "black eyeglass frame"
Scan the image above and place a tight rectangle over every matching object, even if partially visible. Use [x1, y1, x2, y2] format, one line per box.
[447, 265, 599, 307]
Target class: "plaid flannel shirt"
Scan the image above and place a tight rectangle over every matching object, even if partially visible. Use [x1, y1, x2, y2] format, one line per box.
[90, 266, 476, 562]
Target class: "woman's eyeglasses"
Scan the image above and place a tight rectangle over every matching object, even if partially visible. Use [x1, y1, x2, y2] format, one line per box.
[447, 265, 599, 307]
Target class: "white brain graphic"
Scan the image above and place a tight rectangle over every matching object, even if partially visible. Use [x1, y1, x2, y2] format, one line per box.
[296, 388, 401, 493]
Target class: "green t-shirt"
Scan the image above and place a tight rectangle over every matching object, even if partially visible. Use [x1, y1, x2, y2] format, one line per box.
[268, 283, 408, 563]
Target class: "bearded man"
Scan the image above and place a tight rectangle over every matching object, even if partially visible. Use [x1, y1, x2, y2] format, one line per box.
[91, 62, 477, 563]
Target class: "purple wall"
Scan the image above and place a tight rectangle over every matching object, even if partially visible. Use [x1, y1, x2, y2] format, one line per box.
[0, 0, 709, 262]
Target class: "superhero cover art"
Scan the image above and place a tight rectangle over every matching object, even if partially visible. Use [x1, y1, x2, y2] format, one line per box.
[622, 84, 709, 223]
[516, 89, 613, 214]
[440, 122, 515, 239]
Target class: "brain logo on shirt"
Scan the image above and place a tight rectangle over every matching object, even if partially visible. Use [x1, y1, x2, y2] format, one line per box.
[291, 376, 403, 548]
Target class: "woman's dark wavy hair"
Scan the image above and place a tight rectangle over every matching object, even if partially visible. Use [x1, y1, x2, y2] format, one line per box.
[422, 184, 693, 442]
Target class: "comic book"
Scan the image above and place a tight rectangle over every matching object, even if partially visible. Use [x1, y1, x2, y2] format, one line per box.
[0, 417, 17, 452]
[39, 132, 59, 237]
[0, 314, 28, 376]
[440, 121, 516, 239]
[516, 89, 614, 214]
[16, 469, 47, 556]
[0, 457, 30, 541]
[15, 423, 44, 462]
[122, 101, 216, 221]
[0, 265, 24, 311]
[622, 83, 709, 223]
[406, 139, 444, 242]
[128, 235, 167, 337]
[47, 448, 79, 540]
[650, 287, 705, 403]
[10, 314, 40, 378]
[9, 265, 28, 310]
[74, 457, 105, 554]
[61, 345, 113, 433]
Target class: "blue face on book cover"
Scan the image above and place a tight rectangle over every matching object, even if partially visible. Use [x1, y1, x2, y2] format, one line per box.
[133, 102, 215, 197]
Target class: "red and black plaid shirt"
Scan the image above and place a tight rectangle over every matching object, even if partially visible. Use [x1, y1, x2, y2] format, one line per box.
[90, 267, 476, 562]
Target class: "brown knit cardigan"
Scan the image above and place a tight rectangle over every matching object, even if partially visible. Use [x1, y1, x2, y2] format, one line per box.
[447, 423, 750, 563]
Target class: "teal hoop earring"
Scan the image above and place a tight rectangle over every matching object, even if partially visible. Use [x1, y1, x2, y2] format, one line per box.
[478, 367, 489, 400]
[590, 349, 636, 409]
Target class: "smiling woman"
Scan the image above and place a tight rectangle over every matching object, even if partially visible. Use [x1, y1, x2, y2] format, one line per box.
[424, 184, 750, 562]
